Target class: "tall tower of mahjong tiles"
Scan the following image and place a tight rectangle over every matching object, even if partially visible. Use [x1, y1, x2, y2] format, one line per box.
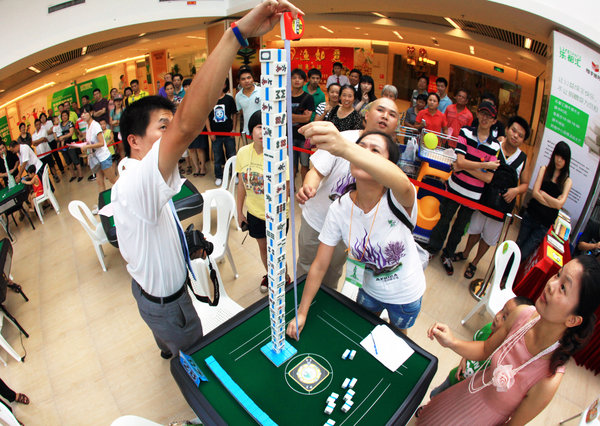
[258, 47, 297, 367]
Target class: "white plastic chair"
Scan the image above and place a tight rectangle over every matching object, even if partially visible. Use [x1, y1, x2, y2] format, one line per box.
[201, 189, 238, 278]
[33, 165, 60, 224]
[111, 415, 162, 426]
[219, 155, 241, 230]
[188, 257, 243, 334]
[0, 401, 20, 426]
[0, 312, 25, 365]
[462, 240, 521, 325]
[68, 200, 109, 271]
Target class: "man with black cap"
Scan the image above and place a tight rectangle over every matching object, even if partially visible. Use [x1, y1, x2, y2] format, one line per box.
[427, 100, 501, 275]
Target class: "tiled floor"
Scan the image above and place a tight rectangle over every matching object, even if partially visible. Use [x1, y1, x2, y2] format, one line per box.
[1, 165, 598, 425]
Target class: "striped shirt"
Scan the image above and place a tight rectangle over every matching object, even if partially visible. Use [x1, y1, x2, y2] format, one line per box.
[447, 126, 500, 201]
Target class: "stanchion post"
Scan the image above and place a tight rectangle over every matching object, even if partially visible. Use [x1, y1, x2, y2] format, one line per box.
[468, 213, 514, 300]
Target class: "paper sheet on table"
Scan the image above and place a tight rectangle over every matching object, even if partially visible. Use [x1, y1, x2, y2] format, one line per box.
[360, 324, 414, 372]
[68, 142, 88, 149]
[98, 203, 113, 217]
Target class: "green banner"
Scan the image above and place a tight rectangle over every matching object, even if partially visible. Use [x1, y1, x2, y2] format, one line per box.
[77, 75, 110, 105]
[0, 116, 9, 145]
[546, 94, 588, 147]
[48, 86, 77, 115]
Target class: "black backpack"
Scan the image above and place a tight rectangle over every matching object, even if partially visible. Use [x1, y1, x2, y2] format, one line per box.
[480, 150, 526, 219]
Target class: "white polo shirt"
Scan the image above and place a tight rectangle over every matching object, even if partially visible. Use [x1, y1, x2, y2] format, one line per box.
[235, 85, 261, 135]
[18, 144, 44, 172]
[111, 140, 187, 297]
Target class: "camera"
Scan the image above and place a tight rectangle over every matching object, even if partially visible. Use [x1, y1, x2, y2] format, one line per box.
[184, 224, 213, 259]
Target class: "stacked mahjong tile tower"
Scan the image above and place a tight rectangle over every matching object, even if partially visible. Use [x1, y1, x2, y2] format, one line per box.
[259, 48, 297, 367]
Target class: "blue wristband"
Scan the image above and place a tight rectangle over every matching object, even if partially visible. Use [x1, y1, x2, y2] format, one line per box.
[231, 22, 249, 47]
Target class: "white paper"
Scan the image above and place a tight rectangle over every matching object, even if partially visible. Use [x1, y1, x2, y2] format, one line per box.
[360, 324, 414, 372]
[98, 203, 114, 217]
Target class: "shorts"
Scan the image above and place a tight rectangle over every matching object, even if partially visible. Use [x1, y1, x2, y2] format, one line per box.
[247, 212, 289, 240]
[98, 156, 113, 171]
[467, 210, 503, 246]
[357, 289, 422, 329]
[292, 139, 310, 170]
[189, 134, 208, 150]
[63, 147, 81, 166]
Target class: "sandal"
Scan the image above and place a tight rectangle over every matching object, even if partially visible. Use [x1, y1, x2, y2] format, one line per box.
[464, 263, 477, 279]
[15, 393, 29, 405]
[451, 252, 467, 262]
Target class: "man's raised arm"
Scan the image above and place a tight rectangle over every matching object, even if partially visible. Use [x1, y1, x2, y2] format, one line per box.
[158, 0, 302, 180]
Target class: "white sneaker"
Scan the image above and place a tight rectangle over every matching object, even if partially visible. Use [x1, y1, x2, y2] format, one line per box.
[214, 178, 223, 186]
[92, 205, 99, 215]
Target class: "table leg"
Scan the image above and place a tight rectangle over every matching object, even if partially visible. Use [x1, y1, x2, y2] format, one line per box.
[20, 206, 35, 230]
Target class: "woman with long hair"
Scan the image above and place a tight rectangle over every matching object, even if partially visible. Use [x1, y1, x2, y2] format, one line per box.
[110, 95, 125, 159]
[354, 75, 377, 114]
[516, 141, 572, 260]
[326, 85, 362, 132]
[418, 255, 600, 425]
[287, 125, 425, 336]
[314, 83, 340, 121]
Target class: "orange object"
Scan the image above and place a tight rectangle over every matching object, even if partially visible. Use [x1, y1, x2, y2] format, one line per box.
[281, 12, 304, 40]
[417, 196, 441, 230]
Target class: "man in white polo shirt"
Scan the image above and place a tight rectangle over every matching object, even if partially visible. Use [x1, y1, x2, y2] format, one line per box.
[111, 0, 302, 359]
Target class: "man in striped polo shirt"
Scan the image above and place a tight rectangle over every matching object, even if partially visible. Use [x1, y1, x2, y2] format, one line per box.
[427, 101, 501, 275]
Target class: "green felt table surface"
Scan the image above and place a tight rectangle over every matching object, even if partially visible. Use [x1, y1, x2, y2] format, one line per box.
[181, 282, 435, 425]
[98, 182, 195, 227]
[0, 183, 25, 202]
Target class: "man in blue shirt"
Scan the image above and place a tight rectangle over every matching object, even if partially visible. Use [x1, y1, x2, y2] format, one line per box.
[436, 77, 452, 113]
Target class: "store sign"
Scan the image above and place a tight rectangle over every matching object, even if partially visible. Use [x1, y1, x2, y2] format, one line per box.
[48, 86, 77, 113]
[0, 116, 10, 144]
[290, 47, 354, 82]
[532, 31, 600, 224]
[76, 75, 110, 104]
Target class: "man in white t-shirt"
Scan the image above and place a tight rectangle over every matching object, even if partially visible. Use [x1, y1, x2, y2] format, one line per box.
[235, 67, 261, 143]
[10, 141, 44, 182]
[110, 0, 302, 359]
[32, 118, 60, 183]
[296, 97, 401, 288]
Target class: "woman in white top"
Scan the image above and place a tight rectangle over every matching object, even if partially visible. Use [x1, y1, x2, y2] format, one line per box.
[287, 124, 426, 336]
[79, 104, 118, 192]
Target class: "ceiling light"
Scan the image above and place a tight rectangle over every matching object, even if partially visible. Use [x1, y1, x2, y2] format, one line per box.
[186, 35, 205, 40]
[364, 33, 369, 36]
[524, 38, 532, 49]
[371, 12, 387, 18]
[0, 89, 5, 93]
[0, 82, 56, 109]
[469, 45, 475, 55]
[81, 46, 87, 55]
[28, 66, 41, 73]
[274, 35, 281, 38]
[319, 25, 334, 34]
[444, 17, 461, 30]
[392, 31, 403, 40]
[85, 55, 147, 73]
[355, 27, 360, 30]
[431, 38, 439, 46]
[138, 33, 146, 37]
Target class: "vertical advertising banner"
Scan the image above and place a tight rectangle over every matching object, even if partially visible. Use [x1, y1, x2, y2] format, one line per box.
[150, 50, 168, 94]
[0, 116, 10, 145]
[77, 75, 111, 104]
[532, 31, 600, 224]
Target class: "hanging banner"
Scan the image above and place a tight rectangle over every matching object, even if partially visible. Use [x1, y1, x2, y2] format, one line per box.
[48, 86, 77, 114]
[76, 75, 110, 104]
[0, 116, 10, 145]
[532, 31, 600, 224]
[290, 47, 354, 85]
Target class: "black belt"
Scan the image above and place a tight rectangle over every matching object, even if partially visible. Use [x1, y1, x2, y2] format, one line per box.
[138, 278, 188, 304]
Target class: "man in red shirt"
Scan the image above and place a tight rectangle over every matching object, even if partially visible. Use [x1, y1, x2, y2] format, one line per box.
[445, 89, 473, 138]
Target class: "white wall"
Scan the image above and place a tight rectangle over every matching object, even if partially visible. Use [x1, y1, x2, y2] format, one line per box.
[0, 0, 257, 72]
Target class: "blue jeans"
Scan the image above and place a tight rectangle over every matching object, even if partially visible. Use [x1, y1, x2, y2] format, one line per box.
[516, 211, 550, 262]
[212, 136, 236, 179]
[356, 289, 422, 329]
